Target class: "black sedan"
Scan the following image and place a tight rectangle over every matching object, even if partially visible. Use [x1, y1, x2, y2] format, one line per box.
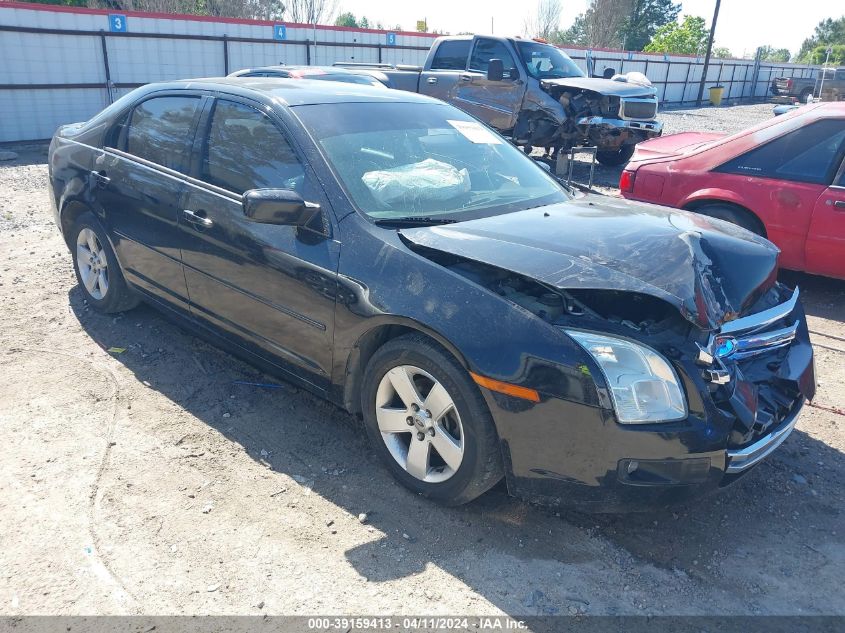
[47, 78, 815, 511]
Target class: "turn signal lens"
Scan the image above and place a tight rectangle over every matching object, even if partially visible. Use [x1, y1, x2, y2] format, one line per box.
[470, 372, 541, 403]
[619, 169, 636, 193]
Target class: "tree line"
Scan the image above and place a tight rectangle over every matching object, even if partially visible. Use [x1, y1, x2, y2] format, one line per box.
[525, 0, 842, 64]
[25, 0, 845, 65]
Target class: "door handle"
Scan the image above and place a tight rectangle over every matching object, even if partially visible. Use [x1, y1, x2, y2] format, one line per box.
[91, 170, 110, 188]
[426, 77, 438, 85]
[460, 74, 473, 82]
[834, 200, 845, 209]
[183, 209, 213, 228]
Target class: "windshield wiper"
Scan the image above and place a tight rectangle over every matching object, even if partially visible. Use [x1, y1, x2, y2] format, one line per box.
[373, 216, 458, 228]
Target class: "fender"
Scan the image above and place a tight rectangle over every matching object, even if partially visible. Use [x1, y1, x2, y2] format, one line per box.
[679, 187, 751, 211]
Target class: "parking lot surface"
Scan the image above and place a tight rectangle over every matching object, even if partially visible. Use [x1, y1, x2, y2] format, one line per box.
[1, 104, 843, 617]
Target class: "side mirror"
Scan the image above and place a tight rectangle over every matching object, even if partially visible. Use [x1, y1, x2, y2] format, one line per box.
[487, 58, 505, 82]
[534, 158, 551, 172]
[243, 188, 321, 227]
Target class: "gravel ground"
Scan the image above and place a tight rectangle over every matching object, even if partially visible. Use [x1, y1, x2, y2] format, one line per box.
[1, 104, 844, 621]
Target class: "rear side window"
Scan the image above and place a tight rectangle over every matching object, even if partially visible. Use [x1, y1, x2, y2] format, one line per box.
[430, 40, 471, 70]
[124, 96, 200, 172]
[469, 38, 517, 77]
[716, 118, 845, 185]
[200, 99, 305, 195]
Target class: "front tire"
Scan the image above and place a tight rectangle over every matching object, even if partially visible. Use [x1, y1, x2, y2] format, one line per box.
[69, 211, 139, 313]
[596, 144, 635, 167]
[361, 334, 504, 505]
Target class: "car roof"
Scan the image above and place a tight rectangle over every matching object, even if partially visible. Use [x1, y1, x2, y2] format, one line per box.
[146, 77, 441, 107]
[236, 65, 358, 74]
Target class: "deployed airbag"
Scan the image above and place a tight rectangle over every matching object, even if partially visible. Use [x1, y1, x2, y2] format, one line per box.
[362, 158, 470, 207]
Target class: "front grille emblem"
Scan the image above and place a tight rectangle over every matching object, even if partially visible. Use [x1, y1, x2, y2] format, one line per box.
[712, 336, 738, 359]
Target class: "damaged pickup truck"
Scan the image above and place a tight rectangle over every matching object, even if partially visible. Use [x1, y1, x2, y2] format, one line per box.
[340, 35, 663, 166]
[49, 79, 814, 511]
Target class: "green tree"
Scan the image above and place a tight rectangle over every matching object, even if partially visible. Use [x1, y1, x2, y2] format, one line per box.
[620, 0, 680, 51]
[808, 44, 845, 65]
[756, 45, 791, 62]
[797, 16, 845, 62]
[558, 14, 587, 46]
[712, 46, 732, 59]
[334, 11, 358, 27]
[644, 15, 708, 55]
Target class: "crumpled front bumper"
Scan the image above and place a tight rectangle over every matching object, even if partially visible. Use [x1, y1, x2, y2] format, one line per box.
[485, 284, 815, 512]
[577, 115, 663, 136]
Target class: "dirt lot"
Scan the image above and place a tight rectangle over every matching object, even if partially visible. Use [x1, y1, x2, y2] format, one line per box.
[1, 104, 844, 619]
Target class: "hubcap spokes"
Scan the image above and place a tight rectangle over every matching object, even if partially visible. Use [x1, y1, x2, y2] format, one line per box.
[375, 365, 464, 483]
[76, 228, 109, 300]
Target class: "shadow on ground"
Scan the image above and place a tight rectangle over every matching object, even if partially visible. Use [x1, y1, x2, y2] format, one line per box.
[66, 271, 844, 615]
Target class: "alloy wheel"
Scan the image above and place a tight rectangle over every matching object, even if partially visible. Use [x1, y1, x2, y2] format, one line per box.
[76, 227, 109, 300]
[375, 365, 465, 483]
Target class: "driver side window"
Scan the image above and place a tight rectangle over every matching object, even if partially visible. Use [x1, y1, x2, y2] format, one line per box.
[469, 39, 517, 78]
[200, 99, 306, 195]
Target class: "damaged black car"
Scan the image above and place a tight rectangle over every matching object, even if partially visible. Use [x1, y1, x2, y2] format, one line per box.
[48, 79, 816, 511]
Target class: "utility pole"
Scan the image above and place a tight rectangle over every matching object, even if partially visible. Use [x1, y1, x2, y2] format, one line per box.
[696, 0, 721, 106]
[491, 16, 494, 34]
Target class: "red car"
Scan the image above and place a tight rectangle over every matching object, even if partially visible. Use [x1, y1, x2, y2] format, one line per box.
[620, 103, 845, 279]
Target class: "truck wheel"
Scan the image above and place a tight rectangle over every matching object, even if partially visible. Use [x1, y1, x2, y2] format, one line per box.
[799, 87, 813, 103]
[596, 145, 635, 167]
[361, 334, 504, 505]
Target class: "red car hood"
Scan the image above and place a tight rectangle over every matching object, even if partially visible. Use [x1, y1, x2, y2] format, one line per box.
[630, 131, 725, 162]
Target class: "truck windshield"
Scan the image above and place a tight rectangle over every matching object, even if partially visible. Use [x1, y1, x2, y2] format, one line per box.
[293, 101, 569, 223]
[517, 42, 585, 80]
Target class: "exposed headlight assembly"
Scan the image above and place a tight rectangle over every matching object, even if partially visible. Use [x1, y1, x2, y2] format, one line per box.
[565, 330, 687, 424]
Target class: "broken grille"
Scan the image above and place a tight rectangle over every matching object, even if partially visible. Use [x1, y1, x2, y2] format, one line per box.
[714, 286, 806, 447]
[620, 98, 658, 120]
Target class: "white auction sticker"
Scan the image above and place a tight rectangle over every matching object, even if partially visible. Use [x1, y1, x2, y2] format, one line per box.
[448, 120, 502, 144]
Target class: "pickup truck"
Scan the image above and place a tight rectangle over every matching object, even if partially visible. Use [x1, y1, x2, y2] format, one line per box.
[339, 35, 663, 166]
[771, 67, 845, 102]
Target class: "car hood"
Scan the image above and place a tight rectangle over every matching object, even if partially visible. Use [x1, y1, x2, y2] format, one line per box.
[540, 76, 656, 98]
[400, 195, 779, 331]
[630, 131, 725, 162]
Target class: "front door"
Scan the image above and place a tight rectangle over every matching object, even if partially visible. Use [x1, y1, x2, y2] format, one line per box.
[454, 37, 526, 132]
[97, 94, 202, 311]
[178, 97, 339, 391]
[805, 165, 845, 278]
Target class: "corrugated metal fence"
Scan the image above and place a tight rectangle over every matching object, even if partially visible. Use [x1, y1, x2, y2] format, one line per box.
[0, 1, 822, 142]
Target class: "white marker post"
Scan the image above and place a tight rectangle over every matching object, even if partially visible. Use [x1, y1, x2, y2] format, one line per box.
[817, 46, 832, 101]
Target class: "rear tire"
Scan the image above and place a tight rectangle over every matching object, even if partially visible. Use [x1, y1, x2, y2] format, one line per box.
[69, 211, 139, 313]
[596, 144, 635, 167]
[361, 334, 504, 505]
[692, 203, 764, 236]
[798, 87, 813, 103]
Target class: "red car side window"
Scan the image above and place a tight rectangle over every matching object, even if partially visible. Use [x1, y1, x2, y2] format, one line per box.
[716, 119, 845, 186]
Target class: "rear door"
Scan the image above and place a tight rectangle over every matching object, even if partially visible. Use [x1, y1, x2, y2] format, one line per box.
[805, 143, 845, 278]
[419, 39, 470, 101]
[454, 37, 526, 131]
[97, 93, 202, 312]
[178, 96, 340, 391]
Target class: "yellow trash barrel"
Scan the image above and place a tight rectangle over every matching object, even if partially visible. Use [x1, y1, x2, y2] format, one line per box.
[709, 86, 725, 106]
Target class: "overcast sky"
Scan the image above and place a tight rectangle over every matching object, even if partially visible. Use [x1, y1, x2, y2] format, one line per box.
[342, 0, 836, 58]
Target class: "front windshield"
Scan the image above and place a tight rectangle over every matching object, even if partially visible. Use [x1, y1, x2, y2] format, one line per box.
[517, 41, 585, 80]
[293, 102, 569, 222]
